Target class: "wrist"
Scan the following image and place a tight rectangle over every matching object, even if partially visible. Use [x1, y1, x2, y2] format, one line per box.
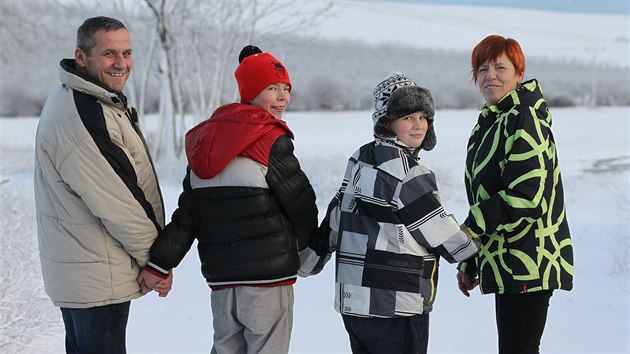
[144, 262, 169, 279]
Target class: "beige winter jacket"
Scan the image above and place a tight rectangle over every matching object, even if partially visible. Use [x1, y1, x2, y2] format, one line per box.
[34, 59, 165, 308]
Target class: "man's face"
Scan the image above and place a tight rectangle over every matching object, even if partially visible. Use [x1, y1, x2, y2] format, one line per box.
[75, 28, 132, 92]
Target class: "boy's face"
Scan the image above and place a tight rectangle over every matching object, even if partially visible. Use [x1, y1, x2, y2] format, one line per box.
[388, 111, 429, 148]
[250, 83, 291, 119]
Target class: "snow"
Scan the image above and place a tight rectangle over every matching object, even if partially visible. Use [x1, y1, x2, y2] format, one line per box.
[1, 1, 629, 353]
[312, 1, 629, 67]
[1, 106, 628, 353]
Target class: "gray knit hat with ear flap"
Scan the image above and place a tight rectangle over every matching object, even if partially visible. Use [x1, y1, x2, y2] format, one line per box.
[372, 72, 416, 135]
[372, 72, 437, 151]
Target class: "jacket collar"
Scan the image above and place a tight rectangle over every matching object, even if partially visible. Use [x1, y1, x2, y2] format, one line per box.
[479, 78, 549, 124]
[375, 137, 421, 160]
[59, 58, 128, 111]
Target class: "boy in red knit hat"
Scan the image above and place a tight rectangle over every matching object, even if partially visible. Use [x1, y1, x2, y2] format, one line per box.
[138, 45, 318, 353]
[234, 46, 292, 105]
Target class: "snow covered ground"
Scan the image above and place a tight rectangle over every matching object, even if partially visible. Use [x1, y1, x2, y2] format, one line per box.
[312, 1, 629, 67]
[1, 106, 628, 353]
[1, 1, 628, 352]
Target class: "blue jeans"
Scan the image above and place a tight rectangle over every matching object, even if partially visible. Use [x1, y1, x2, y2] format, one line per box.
[342, 313, 429, 354]
[60, 301, 130, 354]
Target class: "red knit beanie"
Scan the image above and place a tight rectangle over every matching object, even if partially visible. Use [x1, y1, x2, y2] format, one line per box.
[234, 50, 292, 104]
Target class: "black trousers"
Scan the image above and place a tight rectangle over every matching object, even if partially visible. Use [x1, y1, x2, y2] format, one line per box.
[495, 290, 553, 354]
[342, 313, 429, 354]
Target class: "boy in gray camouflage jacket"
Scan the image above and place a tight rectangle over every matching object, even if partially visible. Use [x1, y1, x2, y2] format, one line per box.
[299, 72, 478, 354]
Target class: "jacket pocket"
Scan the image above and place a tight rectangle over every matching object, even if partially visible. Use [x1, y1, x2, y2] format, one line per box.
[361, 249, 424, 293]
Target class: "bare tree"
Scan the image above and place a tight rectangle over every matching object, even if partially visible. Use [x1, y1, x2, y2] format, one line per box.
[131, 24, 158, 130]
[0, 1, 77, 116]
[230, 0, 336, 103]
[0, 2, 37, 63]
[138, 0, 336, 160]
[144, 0, 176, 160]
[142, 0, 208, 159]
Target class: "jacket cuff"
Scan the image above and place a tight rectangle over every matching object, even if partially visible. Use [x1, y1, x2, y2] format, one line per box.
[464, 214, 483, 238]
[457, 259, 478, 276]
[145, 262, 169, 279]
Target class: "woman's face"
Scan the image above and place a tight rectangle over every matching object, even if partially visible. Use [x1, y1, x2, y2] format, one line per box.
[477, 52, 524, 105]
[388, 112, 429, 148]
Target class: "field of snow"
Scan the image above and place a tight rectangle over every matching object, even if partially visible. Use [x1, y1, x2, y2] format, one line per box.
[1, 1, 629, 352]
[313, 1, 629, 67]
[1, 105, 628, 353]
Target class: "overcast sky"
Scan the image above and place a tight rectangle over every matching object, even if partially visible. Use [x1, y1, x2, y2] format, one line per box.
[365, 0, 629, 15]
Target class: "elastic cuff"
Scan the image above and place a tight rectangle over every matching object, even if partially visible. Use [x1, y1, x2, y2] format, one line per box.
[145, 262, 169, 279]
[464, 218, 481, 238]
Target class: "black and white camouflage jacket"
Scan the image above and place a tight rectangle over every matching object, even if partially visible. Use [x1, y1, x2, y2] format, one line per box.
[300, 138, 477, 317]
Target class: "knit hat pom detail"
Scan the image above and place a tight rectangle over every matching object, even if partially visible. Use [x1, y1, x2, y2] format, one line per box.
[238, 45, 263, 63]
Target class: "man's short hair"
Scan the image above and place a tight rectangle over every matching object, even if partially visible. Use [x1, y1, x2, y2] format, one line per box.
[77, 16, 126, 55]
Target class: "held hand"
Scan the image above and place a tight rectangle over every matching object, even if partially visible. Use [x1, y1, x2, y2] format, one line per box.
[460, 224, 472, 239]
[457, 271, 479, 297]
[137, 269, 167, 296]
[154, 270, 173, 297]
[138, 278, 151, 296]
[136, 270, 151, 295]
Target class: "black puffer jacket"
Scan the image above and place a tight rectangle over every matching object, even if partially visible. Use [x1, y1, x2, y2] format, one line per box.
[146, 103, 318, 288]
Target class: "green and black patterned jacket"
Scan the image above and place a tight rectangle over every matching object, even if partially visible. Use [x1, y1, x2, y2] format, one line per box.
[458, 79, 574, 294]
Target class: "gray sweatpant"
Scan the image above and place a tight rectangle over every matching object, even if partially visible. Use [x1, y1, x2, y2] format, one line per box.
[210, 285, 294, 354]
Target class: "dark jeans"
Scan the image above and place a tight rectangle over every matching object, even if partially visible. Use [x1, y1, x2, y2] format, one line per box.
[342, 313, 429, 354]
[60, 301, 130, 354]
[495, 290, 553, 354]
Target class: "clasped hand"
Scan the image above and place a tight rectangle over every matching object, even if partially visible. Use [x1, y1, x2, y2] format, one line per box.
[137, 269, 173, 297]
[456, 271, 479, 297]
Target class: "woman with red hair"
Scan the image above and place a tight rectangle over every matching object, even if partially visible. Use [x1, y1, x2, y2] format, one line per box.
[456, 35, 574, 354]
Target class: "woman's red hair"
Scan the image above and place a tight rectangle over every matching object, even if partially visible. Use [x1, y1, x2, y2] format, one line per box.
[471, 35, 525, 84]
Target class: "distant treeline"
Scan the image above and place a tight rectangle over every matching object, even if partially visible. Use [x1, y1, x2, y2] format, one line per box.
[1, 2, 628, 117]
[279, 38, 629, 111]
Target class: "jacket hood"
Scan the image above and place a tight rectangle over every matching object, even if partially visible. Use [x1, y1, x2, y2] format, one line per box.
[59, 58, 129, 111]
[185, 103, 293, 179]
[482, 79, 551, 126]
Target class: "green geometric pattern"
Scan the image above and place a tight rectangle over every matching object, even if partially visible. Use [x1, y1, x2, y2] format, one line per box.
[459, 79, 574, 294]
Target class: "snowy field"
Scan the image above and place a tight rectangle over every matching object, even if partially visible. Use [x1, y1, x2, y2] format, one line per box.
[1, 106, 628, 353]
[313, 1, 629, 67]
[1, 1, 628, 351]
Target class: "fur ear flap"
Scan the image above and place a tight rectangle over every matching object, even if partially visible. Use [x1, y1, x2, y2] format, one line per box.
[421, 123, 437, 151]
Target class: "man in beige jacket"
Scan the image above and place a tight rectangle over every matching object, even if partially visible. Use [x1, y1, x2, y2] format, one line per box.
[34, 16, 170, 354]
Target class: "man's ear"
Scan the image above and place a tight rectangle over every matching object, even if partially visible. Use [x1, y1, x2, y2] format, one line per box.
[75, 48, 87, 68]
